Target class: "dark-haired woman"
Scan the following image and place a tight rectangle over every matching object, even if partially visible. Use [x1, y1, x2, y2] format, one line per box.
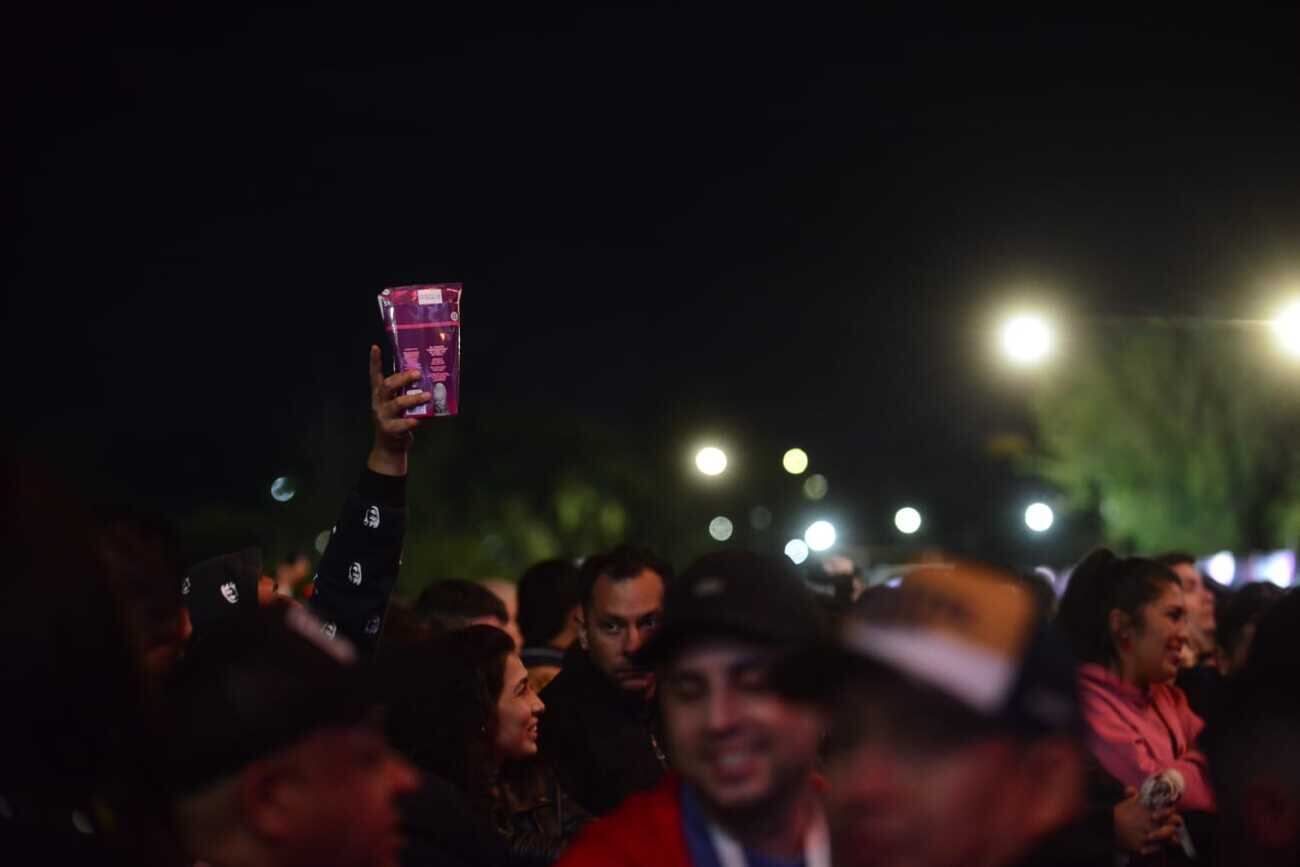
[385, 624, 587, 866]
[1057, 549, 1216, 839]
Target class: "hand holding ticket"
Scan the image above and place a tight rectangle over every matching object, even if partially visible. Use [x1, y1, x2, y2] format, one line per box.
[1138, 770, 1195, 858]
[377, 283, 463, 418]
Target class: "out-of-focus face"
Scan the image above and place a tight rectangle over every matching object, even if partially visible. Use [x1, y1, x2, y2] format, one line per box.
[661, 640, 822, 816]
[579, 569, 664, 695]
[482, 580, 524, 650]
[1170, 563, 1216, 651]
[826, 732, 1026, 867]
[272, 725, 422, 867]
[1118, 583, 1189, 687]
[494, 653, 544, 760]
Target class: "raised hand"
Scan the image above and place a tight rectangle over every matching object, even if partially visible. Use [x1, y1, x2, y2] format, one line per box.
[367, 344, 431, 476]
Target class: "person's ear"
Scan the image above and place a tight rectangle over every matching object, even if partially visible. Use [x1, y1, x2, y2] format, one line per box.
[1015, 738, 1085, 842]
[240, 756, 305, 841]
[1108, 609, 1132, 647]
[575, 608, 589, 650]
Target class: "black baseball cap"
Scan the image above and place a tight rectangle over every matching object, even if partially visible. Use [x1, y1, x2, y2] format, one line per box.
[153, 604, 374, 794]
[636, 550, 827, 668]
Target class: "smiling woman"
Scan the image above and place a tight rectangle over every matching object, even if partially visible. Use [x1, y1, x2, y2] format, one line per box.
[1057, 549, 1218, 816]
[381, 625, 589, 864]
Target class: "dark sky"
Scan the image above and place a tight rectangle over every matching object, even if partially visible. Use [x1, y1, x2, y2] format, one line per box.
[8, 7, 1300, 561]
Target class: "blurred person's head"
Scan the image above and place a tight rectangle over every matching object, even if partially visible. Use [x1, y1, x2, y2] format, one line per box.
[383, 625, 544, 810]
[1156, 551, 1217, 656]
[517, 558, 582, 650]
[800, 563, 1085, 867]
[92, 507, 191, 680]
[641, 551, 828, 830]
[415, 579, 509, 636]
[1056, 549, 1186, 688]
[1217, 581, 1284, 675]
[158, 606, 420, 867]
[1205, 590, 1300, 867]
[575, 544, 671, 697]
[480, 578, 524, 649]
[803, 555, 863, 622]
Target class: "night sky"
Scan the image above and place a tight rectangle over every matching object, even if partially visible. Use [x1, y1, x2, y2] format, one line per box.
[8, 7, 1300, 564]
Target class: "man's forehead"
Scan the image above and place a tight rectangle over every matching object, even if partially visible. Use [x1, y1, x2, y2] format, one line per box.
[592, 569, 664, 613]
[667, 638, 777, 674]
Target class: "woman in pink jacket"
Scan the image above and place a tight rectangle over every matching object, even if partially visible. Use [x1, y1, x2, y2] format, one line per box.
[1057, 549, 1216, 814]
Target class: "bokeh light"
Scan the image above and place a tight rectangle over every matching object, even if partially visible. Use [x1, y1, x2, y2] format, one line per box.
[782, 448, 809, 474]
[749, 506, 773, 530]
[1205, 551, 1235, 586]
[1271, 301, 1300, 357]
[894, 506, 922, 535]
[784, 538, 810, 565]
[1024, 502, 1054, 533]
[708, 516, 734, 541]
[694, 446, 728, 476]
[804, 520, 837, 552]
[999, 313, 1054, 366]
[270, 476, 296, 503]
[802, 473, 828, 500]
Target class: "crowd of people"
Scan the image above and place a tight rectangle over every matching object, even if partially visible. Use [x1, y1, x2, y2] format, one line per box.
[3, 346, 1298, 867]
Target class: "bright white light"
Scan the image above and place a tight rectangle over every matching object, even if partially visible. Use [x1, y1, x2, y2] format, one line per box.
[1272, 302, 1300, 357]
[782, 448, 809, 474]
[270, 476, 296, 502]
[1258, 550, 1295, 588]
[1205, 551, 1235, 586]
[708, 516, 734, 542]
[1024, 502, 1054, 533]
[804, 520, 837, 552]
[784, 539, 810, 565]
[894, 506, 922, 535]
[694, 446, 728, 476]
[802, 473, 829, 500]
[999, 313, 1054, 366]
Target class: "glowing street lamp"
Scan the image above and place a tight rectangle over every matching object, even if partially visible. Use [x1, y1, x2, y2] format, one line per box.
[1271, 301, 1300, 357]
[782, 448, 809, 474]
[998, 313, 1054, 367]
[784, 539, 810, 565]
[694, 446, 728, 476]
[804, 520, 837, 552]
[894, 506, 922, 535]
[1024, 502, 1054, 533]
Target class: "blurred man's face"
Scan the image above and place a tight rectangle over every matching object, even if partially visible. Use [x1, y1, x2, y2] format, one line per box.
[1170, 563, 1216, 651]
[578, 570, 664, 695]
[661, 640, 822, 816]
[270, 725, 421, 867]
[826, 733, 1024, 867]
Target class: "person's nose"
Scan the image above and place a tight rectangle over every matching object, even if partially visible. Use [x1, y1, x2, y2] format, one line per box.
[705, 687, 741, 734]
[531, 692, 546, 717]
[624, 624, 645, 656]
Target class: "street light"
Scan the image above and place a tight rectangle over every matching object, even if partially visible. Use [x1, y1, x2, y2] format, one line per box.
[782, 448, 809, 474]
[784, 539, 810, 565]
[804, 520, 837, 552]
[894, 506, 922, 535]
[998, 313, 1054, 366]
[1024, 502, 1054, 533]
[1271, 301, 1300, 357]
[694, 446, 728, 476]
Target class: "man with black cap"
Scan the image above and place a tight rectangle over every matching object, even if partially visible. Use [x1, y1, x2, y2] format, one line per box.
[803, 563, 1091, 867]
[158, 605, 422, 867]
[558, 550, 830, 867]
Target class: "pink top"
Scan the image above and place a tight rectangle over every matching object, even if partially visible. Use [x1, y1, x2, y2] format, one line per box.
[1077, 663, 1216, 813]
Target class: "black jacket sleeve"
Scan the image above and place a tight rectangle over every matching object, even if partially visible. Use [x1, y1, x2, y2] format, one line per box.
[310, 468, 406, 656]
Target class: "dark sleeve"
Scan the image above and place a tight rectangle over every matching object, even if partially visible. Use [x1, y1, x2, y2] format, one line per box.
[537, 685, 598, 815]
[310, 468, 406, 656]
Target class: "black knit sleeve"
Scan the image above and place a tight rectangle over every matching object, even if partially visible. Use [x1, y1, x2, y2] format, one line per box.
[309, 468, 407, 656]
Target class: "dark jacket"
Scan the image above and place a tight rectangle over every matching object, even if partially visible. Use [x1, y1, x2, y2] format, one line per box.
[497, 760, 590, 865]
[401, 774, 517, 867]
[310, 468, 407, 656]
[538, 646, 667, 815]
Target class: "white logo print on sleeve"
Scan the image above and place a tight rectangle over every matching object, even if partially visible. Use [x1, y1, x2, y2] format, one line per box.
[348, 562, 363, 585]
[364, 614, 382, 636]
[321, 621, 338, 640]
[220, 582, 239, 604]
[363, 505, 381, 529]
[181, 576, 191, 596]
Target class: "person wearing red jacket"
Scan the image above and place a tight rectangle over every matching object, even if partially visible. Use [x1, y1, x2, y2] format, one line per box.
[558, 551, 830, 867]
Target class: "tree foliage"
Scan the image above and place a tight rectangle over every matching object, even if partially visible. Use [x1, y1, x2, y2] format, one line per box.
[1027, 327, 1300, 553]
